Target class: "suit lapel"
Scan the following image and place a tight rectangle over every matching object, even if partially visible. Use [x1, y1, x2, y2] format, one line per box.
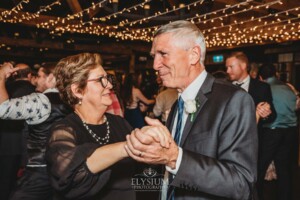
[179, 74, 214, 146]
[179, 92, 207, 146]
[248, 78, 255, 96]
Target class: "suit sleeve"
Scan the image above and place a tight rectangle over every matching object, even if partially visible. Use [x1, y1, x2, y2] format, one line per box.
[172, 90, 258, 199]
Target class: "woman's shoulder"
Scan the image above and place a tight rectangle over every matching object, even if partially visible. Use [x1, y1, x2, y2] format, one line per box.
[51, 112, 78, 130]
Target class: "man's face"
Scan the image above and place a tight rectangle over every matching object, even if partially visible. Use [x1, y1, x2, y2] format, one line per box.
[36, 68, 48, 92]
[150, 33, 191, 90]
[225, 57, 246, 82]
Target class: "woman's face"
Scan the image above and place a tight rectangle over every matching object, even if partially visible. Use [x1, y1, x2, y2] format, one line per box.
[81, 65, 113, 110]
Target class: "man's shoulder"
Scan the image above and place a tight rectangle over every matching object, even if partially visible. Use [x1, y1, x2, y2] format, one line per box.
[212, 79, 240, 93]
[208, 78, 252, 102]
[250, 78, 270, 88]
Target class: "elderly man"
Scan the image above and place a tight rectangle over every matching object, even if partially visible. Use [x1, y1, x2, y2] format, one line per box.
[125, 20, 258, 200]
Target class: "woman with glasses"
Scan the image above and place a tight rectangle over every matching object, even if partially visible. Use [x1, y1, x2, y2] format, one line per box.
[46, 53, 136, 200]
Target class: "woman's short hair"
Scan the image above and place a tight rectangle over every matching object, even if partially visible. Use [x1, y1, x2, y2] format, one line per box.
[154, 20, 206, 65]
[54, 53, 102, 107]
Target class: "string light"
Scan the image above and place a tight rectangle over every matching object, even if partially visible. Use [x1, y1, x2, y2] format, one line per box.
[118, 0, 205, 27]
[0, 0, 61, 23]
[84, 0, 152, 26]
[0, 0, 299, 49]
[37, 0, 108, 29]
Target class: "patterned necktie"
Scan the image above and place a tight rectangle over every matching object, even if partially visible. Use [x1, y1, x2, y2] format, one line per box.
[167, 96, 184, 200]
[174, 96, 184, 144]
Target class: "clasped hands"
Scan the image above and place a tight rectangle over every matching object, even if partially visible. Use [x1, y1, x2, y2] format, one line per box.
[256, 102, 271, 123]
[125, 117, 179, 169]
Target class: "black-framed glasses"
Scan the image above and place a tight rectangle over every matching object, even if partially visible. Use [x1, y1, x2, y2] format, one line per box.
[87, 74, 114, 88]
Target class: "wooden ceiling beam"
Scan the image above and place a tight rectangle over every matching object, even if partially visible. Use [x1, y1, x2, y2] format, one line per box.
[66, 0, 82, 14]
[166, 0, 179, 15]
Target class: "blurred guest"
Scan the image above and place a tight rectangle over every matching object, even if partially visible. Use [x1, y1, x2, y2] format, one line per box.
[156, 74, 166, 94]
[106, 72, 123, 117]
[0, 63, 36, 200]
[46, 53, 136, 200]
[258, 63, 298, 200]
[153, 88, 178, 124]
[29, 71, 38, 87]
[0, 62, 71, 200]
[122, 73, 155, 128]
[226, 52, 276, 124]
[250, 63, 259, 79]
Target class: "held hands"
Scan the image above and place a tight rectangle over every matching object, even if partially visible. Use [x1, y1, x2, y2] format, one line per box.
[125, 117, 179, 169]
[256, 102, 271, 122]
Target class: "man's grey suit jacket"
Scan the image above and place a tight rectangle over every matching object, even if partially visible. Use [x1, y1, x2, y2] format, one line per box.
[166, 74, 258, 200]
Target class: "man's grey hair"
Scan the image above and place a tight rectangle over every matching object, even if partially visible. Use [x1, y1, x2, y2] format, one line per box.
[154, 20, 206, 65]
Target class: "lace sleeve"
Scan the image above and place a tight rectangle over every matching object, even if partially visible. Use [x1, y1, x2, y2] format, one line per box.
[46, 123, 111, 199]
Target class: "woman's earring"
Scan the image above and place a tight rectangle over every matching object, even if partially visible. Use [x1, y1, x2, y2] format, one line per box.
[78, 99, 82, 105]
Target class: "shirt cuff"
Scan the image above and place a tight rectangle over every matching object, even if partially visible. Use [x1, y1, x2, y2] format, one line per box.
[165, 147, 183, 175]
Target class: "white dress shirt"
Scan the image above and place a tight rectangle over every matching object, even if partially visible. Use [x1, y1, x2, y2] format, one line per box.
[232, 75, 250, 92]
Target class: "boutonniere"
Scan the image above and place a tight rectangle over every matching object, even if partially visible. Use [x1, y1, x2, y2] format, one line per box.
[184, 99, 200, 122]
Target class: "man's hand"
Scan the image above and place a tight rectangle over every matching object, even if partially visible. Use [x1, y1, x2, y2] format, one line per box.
[125, 117, 179, 169]
[256, 102, 271, 122]
[0, 62, 18, 80]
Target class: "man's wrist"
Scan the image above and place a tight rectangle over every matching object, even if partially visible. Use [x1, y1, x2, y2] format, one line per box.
[166, 146, 179, 169]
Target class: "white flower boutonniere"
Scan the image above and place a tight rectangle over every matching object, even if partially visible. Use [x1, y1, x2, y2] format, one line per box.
[184, 99, 200, 122]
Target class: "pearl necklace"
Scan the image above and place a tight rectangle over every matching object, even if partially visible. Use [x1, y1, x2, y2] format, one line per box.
[81, 115, 110, 145]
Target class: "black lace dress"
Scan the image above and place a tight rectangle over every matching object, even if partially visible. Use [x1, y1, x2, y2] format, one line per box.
[46, 112, 136, 200]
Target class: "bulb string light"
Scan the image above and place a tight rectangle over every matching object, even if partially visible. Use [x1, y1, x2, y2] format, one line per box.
[117, 0, 284, 42]
[83, 0, 152, 26]
[37, 0, 108, 29]
[0, 0, 299, 49]
[0, 0, 62, 23]
[118, 0, 206, 27]
[0, 0, 29, 16]
[205, 21, 300, 48]
[194, 0, 281, 26]
[204, 6, 300, 35]
[119, 0, 266, 39]
[120, 0, 256, 39]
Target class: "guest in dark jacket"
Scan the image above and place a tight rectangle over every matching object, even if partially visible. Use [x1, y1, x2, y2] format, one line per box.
[0, 63, 36, 200]
[0, 62, 71, 200]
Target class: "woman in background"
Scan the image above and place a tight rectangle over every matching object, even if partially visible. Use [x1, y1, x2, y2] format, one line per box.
[121, 73, 155, 129]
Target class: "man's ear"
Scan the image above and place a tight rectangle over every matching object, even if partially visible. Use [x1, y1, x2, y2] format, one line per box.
[241, 62, 248, 71]
[27, 73, 32, 80]
[71, 83, 83, 99]
[47, 73, 54, 81]
[189, 46, 201, 65]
